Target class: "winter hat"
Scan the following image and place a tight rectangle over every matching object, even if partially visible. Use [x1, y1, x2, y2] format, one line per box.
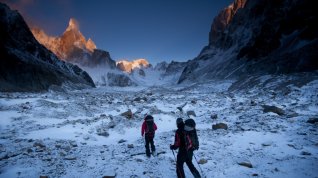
[176, 118, 183, 124]
[145, 115, 153, 121]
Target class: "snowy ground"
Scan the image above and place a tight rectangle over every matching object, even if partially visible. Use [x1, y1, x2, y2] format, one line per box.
[0, 75, 318, 178]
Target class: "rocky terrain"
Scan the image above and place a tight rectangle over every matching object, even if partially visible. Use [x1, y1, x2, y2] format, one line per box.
[0, 3, 95, 92]
[0, 73, 317, 178]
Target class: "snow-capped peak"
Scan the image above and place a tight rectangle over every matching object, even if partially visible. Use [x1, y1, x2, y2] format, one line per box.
[66, 18, 79, 32]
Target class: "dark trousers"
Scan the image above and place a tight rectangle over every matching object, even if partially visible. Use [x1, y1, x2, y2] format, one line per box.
[176, 150, 201, 178]
[145, 135, 155, 156]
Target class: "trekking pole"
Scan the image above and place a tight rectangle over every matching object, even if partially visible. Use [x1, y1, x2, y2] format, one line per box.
[171, 149, 177, 162]
[193, 153, 205, 177]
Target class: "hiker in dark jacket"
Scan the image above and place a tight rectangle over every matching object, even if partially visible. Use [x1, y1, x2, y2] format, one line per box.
[170, 118, 201, 178]
[141, 115, 157, 157]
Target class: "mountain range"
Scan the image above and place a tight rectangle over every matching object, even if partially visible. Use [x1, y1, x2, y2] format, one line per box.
[0, 3, 95, 92]
[1, 0, 317, 91]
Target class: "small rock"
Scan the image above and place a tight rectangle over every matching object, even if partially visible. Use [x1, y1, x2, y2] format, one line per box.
[107, 121, 116, 129]
[252, 173, 258, 176]
[177, 107, 183, 112]
[262, 141, 272, 147]
[210, 114, 218, 120]
[212, 123, 228, 130]
[64, 156, 77, 160]
[307, 118, 318, 124]
[250, 100, 257, 106]
[187, 111, 196, 117]
[121, 109, 133, 119]
[40, 176, 49, 178]
[287, 144, 303, 150]
[191, 100, 197, 104]
[69, 141, 78, 147]
[262, 105, 285, 116]
[102, 175, 116, 178]
[118, 139, 127, 144]
[97, 130, 109, 137]
[127, 144, 134, 148]
[301, 151, 311, 156]
[136, 158, 143, 162]
[198, 158, 208, 164]
[33, 141, 46, 148]
[238, 162, 253, 168]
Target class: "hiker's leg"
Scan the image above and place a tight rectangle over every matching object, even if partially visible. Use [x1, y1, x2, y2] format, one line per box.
[145, 136, 150, 157]
[176, 152, 186, 178]
[186, 151, 201, 178]
[150, 138, 155, 152]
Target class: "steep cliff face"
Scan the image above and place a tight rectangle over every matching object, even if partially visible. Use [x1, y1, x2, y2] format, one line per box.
[209, 0, 246, 46]
[179, 0, 318, 83]
[31, 18, 116, 68]
[0, 3, 95, 92]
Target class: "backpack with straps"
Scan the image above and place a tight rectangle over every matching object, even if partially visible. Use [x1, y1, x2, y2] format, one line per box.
[145, 115, 155, 138]
[184, 119, 199, 151]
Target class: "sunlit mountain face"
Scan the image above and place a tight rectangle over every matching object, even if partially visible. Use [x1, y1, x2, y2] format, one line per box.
[30, 18, 115, 67]
[116, 59, 150, 73]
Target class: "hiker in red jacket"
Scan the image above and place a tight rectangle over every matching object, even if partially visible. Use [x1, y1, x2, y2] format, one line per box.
[141, 115, 157, 157]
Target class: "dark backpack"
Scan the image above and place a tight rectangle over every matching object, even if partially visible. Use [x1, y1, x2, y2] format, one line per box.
[145, 115, 155, 137]
[184, 119, 199, 151]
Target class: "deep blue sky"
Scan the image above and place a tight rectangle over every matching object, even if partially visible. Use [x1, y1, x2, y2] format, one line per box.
[4, 0, 233, 64]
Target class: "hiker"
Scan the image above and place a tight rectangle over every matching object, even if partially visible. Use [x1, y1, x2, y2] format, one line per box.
[170, 118, 201, 178]
[141, 115, 157, 157]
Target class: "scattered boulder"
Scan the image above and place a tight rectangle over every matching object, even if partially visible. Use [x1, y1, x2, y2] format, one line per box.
[307, 118, 318, 124]
[103, 175, 116, 178]
[121, 109, 133, 119]
[133, 97, 142, 102]
[262, 141, 273, 147]
[211, 114, 218, 120]
[262, 105, 285, 115]
[238, 161, 253, 168]
[191, 100, 197, 104]
[107, 121, 116, 129]
[187, 111, 196, 117]
[40, 176, 48, 178]
[198, 158, 208, 164]
[97, 128, 109, 137]
[127, 144, 134, 148]
[118, 139, 127, 144]
[64, 156, 77, 160]
[252, 173, 259, 176]
[250, 100, 257, 106]
[301, 151, 311, 156]
[177, 107, 183, 112]
[33, 141, 46, 148]
[212, 123, 228, 130]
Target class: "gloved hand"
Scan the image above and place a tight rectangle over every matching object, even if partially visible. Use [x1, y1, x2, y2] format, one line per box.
[170, 144, 175, 150]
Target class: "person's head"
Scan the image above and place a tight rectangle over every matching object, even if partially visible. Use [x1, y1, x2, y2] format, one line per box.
[145, 115, 153, 121]
[176, 118, 184, 128]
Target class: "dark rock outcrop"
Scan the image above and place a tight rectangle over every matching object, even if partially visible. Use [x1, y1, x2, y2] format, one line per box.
[0, 3, 95, 92]
[107, 73, 136, 87]
[179, 0, 318, 83]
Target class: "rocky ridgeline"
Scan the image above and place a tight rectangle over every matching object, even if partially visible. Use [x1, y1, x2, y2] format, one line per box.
[0, 3, 95, 92]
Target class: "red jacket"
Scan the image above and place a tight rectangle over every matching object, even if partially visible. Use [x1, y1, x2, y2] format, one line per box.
[141, 121, 157, 136]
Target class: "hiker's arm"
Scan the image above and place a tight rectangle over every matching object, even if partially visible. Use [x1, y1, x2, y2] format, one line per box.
[170, 132, 180, 150]
[154, 123, 157, 131]
[141, 122, 145, 136]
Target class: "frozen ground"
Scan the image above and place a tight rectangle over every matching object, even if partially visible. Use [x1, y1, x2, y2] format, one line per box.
[0, 75, 317, 178]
